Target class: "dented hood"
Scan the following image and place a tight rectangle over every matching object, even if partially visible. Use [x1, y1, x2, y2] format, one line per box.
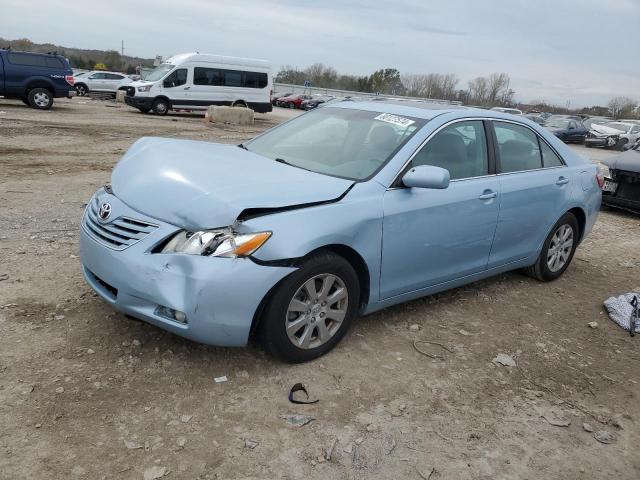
[112, 137, 353, 229]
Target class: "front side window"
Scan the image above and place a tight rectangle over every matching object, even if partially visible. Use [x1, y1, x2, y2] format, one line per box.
[163, 68, 187, 88]
[411, 120, 488, 180]
[245, 107, 425, 181]
[494, 122, 542, 173]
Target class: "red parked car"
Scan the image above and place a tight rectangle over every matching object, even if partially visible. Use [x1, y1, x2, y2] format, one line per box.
[277, 94, 312, 109]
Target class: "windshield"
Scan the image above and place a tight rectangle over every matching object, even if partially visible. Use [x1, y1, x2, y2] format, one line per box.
[145, 64, 175, 82]
[604, 122, 629, 132]
[245, 107, 426, 180]
[546, 119, 570, 128]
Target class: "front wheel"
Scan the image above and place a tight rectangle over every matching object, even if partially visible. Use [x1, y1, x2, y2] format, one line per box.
[523, 212, 579, 282]
[28, 88, 54, 110]
[259, 252, 360, 363]
[152, 98, 169, 115]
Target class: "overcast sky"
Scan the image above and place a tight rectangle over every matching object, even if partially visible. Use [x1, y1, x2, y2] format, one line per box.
[2, 0, 638, 107]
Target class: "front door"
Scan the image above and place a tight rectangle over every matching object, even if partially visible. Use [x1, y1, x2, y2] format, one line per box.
[380, 120, 499, 299]
[160, 68, 189, 107]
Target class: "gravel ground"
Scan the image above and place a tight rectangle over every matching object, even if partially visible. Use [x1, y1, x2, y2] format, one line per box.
[1, 98, 639, 480]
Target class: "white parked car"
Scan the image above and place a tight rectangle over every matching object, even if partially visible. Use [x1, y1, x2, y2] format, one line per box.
[74, 71, 134, 96]
[586, 121, 640, 150]
[123, 53, 272, 115]
[490, 107, 523, 115]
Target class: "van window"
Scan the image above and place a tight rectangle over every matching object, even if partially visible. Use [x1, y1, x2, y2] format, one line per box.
[193, 67, 268, 89]
[163, 68, 187, 88]
[244, 71, 268, 89]
[8, 53, 63, 68]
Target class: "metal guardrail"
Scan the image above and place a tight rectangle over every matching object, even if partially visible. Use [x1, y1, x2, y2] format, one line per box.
[273, 82, 462, 105]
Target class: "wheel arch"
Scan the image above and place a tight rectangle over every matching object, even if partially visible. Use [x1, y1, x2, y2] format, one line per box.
[153, 95, 171, 106]
[232, 99, 248, 108]
[567, 206, 586, 242]
[25, 78, 55, 94]
[249, 243, 371, 338]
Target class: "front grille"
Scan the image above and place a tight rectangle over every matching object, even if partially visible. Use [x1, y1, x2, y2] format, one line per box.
[82, 201, 157, 250]
[125, 86, 135, 97]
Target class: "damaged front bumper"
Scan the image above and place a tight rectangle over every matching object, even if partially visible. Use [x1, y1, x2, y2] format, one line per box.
[79, 192, 296, 346]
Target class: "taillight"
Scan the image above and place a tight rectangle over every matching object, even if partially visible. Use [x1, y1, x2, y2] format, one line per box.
[270, 89, 272, 102]
[595, 172, 604, 189]
[65, 75, 75, 86]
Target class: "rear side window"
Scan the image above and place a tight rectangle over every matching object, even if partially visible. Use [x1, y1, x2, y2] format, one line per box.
[7, 53, 63, 69]
[494, 122, 542, 173]
[193, 67, 268, 88]
[244, 71, 268, 88]
[412, 120, 488, 180]
[106, 73, 124, 80]
[540, 140, 563, 167]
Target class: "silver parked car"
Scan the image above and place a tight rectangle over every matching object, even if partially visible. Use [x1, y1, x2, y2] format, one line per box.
[73, 70, 133, 96]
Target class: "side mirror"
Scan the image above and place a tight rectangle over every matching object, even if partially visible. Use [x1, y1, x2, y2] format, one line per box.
[402, 165, 450, 189]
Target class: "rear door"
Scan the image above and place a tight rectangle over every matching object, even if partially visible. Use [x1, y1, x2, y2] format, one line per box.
[488, 120, 572, 267]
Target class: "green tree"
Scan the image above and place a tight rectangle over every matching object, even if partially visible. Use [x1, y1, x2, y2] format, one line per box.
[369, 68, 402, 95]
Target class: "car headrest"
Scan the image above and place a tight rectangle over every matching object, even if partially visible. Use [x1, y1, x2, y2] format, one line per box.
[370, 124, 399, 150]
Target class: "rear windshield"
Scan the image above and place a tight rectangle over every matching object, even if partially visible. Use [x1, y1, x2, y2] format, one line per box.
[245, 107, 426, 181]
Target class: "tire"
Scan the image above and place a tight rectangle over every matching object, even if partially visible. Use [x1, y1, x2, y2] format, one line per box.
[231, 101, 247, 108]
[138, 107, 151, 113]
[259, 251, 360, 363]
[75, 84, 88, 96]
[616, 139, 629, 151]
[152, 98, 169, 115]
[523, 212, 579, 282]
[28, 88, 54, 110]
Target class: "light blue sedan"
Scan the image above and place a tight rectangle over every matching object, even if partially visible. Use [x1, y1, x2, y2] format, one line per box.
[79, 101, 602, 362]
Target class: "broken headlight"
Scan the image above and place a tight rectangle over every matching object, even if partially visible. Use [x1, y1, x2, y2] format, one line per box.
[160, 229, 271, 257]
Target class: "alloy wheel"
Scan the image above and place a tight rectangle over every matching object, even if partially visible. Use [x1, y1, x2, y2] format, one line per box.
[33, 92, 50, 107]
[285, 273, 348, 349]
[547, 224, 574, 272]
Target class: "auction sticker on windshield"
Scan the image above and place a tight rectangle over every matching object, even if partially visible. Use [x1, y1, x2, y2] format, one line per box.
[374, 113, 415, 127]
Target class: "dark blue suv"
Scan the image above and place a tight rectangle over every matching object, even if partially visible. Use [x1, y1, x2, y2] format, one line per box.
[0, 49, 76, 110]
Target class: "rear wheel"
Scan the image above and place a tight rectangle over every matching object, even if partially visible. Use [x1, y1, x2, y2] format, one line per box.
[28, 88, 54, 110]
[75, 84, 88, 96]
[152, 98, 169, 115]
[259, 252, 360, 363]
[523, 212, 579, 282]
[616, 138, 629, 151]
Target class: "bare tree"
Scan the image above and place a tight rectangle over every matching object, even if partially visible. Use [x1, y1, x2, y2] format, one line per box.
[608, 96, 638, 119]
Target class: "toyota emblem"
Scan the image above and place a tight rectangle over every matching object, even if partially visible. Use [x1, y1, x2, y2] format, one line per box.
[98, 202, 112, 221]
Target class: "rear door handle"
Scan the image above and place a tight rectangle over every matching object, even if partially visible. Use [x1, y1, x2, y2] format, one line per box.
[556, 176, 570, 186]
[478, 190, 497, 200]
[184, 86, 190, 90]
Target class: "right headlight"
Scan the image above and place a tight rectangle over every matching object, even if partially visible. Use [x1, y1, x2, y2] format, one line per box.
[160, 229, 272, 258]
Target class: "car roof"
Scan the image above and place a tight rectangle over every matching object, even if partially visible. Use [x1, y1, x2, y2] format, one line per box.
[325, 99, 539, 122]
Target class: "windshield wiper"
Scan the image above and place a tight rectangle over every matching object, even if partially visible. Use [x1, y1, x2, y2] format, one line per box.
[275, 157, 298, 168]
[238, 143, 248, 150]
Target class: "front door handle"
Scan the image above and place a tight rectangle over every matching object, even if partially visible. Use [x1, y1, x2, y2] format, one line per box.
[478, 190, 497, 200]
[556, 176, 570, 186]
[184, 86, 190, 90]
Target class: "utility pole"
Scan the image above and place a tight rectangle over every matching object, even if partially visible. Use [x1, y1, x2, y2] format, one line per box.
[121, 40, 124, 57]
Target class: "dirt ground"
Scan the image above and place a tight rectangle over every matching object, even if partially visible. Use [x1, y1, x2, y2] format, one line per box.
[1, 98, 639, 480]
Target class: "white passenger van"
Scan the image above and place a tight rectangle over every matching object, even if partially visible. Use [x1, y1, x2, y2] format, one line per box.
[124, 53, 272, 115]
